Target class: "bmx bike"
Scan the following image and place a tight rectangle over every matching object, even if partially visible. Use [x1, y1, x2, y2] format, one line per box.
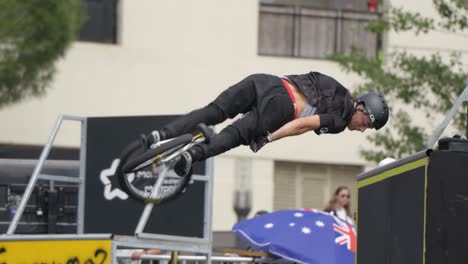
[117, 124, 213, 203]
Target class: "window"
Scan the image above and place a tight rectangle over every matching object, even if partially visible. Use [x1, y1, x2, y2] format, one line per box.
[273, 161, 362, 211]
[79, 0, 118, 44]
[258, 0, 381, 59]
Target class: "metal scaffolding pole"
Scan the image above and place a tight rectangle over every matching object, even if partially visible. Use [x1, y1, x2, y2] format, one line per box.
[426, 85, 468, 149]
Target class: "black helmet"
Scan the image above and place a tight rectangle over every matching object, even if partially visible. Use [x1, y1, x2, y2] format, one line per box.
[355, 92, 389, 130]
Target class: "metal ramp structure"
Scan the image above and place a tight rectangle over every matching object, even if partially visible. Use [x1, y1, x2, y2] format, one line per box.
[355, 84, 468, 264]
[6, 115, 88, 235]
[1, 115, 216, 263]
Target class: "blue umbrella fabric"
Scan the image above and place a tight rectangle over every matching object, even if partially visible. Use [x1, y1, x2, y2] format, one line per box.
[232, 209, 356, 264]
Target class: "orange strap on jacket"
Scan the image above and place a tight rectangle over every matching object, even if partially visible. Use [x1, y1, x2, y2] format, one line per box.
[281, 78, 298, 118]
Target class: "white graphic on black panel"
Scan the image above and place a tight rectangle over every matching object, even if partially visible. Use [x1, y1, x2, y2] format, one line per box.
[99, 159, 133, 200]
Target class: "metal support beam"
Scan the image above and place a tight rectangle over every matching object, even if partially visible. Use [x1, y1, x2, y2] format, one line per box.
[0, 234, 113, 241]
[204, 157, 215, 263]
[38, 174, 82, 184]
[112, 235, 211, 254]
[115, 253, 290, 263]
[77, 117, 87, 234]
[61, 115, 86, 121]
[426, 85, 468, 148]
[137, 232, 210, 244]
[7, 116, 65, 235]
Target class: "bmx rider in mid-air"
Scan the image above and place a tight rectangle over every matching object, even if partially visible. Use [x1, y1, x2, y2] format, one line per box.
[143, 72, 389, 174]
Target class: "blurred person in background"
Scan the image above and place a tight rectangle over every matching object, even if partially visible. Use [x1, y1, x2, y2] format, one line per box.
[324, 186, 354, 225]
[118, 249, 165, 264]
[131, 249, 164, 262]
[253, 210, 269, 217]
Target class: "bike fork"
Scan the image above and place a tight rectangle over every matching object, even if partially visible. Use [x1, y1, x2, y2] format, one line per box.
[134, 164, 170, 234]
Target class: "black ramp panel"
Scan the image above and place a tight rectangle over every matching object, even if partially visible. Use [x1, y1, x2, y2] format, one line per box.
[388, 166, 424, 263]
[426, 151, 468, 264]
[357, 180, 391, 263]
[84, 116, 205, 237]
[357, 166, 425, 264]
[84, 180, 205, 237]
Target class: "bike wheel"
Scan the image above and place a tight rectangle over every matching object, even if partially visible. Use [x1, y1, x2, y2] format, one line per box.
[122, 133, 193, 173]
[117, 135, 193, 203]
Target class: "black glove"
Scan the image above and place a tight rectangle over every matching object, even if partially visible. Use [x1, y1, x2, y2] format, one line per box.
[250, 133, 272, 153]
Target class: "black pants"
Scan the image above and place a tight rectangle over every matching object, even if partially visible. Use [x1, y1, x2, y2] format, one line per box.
[160, 74, 295, 160]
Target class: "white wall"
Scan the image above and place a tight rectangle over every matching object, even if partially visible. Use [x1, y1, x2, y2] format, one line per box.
[388, 0, 468, 55]
[213, 156, 274, 230]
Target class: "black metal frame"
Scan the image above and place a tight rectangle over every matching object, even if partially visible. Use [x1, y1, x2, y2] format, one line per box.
[78, 0, 119, 44]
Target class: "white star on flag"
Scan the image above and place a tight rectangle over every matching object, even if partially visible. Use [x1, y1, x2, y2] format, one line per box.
[289, 223, 295, 227]
[294, 212, 304, 218]
[264, 223, 274, 229]
[301, 227, 311, 234]
[315, 221, 325, 227]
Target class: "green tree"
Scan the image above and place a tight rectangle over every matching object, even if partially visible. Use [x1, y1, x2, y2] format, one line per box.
[330, 0, 468, 162]
[0, 0, 83, 109]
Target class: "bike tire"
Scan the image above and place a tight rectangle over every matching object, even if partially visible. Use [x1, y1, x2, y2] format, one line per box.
[122, 133, 193, 173]
[116, 139, 143, 199]
[116, 138, 193, 203]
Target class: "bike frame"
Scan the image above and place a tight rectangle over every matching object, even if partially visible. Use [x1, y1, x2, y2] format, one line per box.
[132, 137, 205, 171]
[127, 135, 206, 201]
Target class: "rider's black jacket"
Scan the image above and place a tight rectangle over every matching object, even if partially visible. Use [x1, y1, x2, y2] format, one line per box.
[286, 72, 354, 135]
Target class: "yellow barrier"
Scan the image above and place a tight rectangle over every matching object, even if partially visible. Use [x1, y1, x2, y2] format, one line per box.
[0, 239, 112, 264]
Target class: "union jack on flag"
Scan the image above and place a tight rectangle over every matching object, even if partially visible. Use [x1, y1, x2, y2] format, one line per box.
[333, 221, 357, 253]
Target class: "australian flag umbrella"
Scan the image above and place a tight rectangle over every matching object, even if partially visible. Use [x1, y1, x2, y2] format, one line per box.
[232, 209, 356, 264]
